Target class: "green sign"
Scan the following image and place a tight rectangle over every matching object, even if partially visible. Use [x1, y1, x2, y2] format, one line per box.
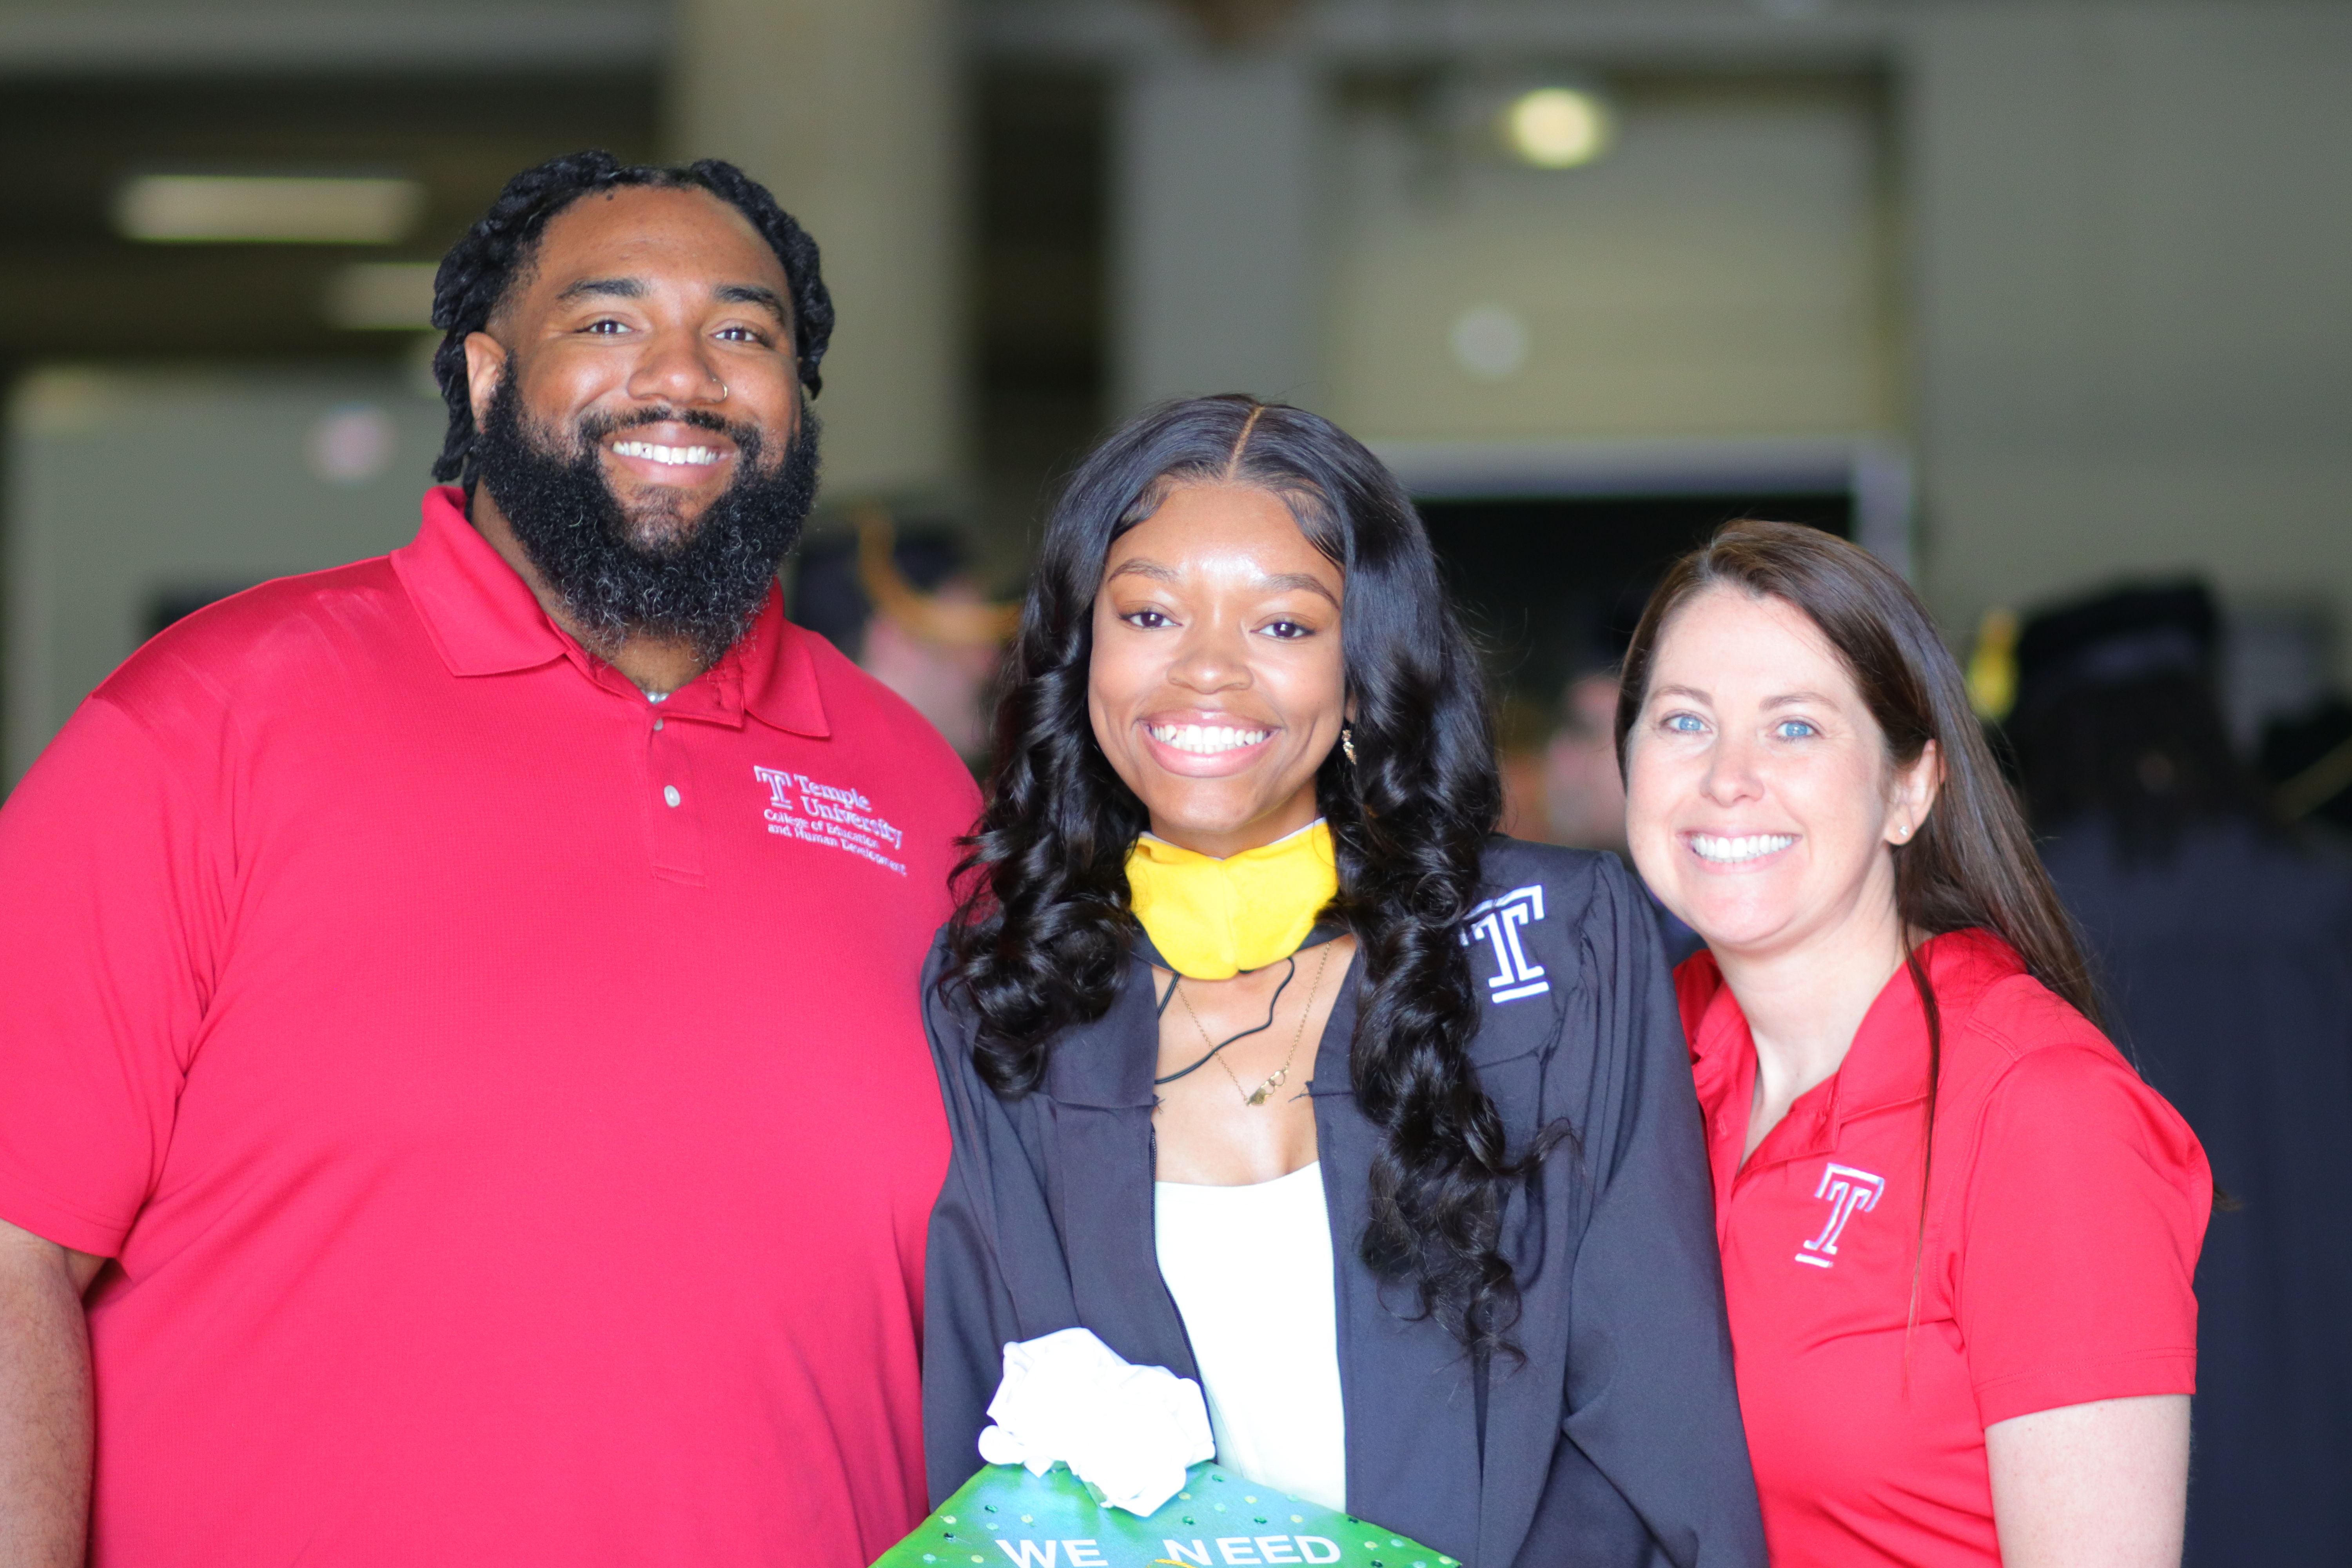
[876, 1463, 1454, 1568]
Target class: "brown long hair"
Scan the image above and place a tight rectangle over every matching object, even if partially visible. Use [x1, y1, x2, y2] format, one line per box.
[1615, 522, 2099, 1270]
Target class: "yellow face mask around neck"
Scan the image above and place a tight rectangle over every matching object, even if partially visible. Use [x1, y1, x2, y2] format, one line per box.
[1124, 820, 1338, 981]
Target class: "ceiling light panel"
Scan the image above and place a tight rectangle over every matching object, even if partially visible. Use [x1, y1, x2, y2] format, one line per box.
[1501, 87, 1613, 169]
[114, 175, 425, 244]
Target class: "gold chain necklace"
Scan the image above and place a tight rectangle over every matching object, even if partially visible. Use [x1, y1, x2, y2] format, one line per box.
[1175, 939, 1336, 1107]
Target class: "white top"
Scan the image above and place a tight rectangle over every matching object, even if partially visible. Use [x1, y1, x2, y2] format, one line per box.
[1152, 1162, 1347, 1511]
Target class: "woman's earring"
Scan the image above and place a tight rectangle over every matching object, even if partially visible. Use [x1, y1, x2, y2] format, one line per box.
[1341, 723, 1358, 767]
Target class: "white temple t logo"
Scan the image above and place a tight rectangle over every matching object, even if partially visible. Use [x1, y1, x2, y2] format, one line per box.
[1796, 1163, 1886, 1269]
[751, 764, 908, 876]
[754, 766, 797, 811]
[1461, 885, 1549, 1003]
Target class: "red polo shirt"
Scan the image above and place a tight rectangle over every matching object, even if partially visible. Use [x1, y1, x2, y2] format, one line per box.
[0, 488, 980, 1567]
[1680, 930, 2208, 1568]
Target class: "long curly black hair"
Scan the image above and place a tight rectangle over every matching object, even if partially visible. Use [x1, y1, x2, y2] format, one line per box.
[942, 395, 1549, 1356]
[427, 150, 834, 486]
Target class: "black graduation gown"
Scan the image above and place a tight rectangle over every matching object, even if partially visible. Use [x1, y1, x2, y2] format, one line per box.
[2040, 823, 2352, 1568]
[918, 838, 1765, 1568]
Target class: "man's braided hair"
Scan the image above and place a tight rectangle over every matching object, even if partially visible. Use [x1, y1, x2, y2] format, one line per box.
[428, 150, 834, 487]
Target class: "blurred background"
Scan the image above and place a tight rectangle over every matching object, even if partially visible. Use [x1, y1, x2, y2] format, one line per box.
[7, 0, 2351, 802]
[1, 0, 2348, 1555]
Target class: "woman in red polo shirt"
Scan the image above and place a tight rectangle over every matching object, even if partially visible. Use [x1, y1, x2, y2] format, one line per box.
[1617, 520, 2210, 1568]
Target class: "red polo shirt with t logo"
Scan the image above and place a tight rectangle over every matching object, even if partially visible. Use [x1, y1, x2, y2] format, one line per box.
[1680, 929, 2208, 1568]
[0, 486, 979, 1566]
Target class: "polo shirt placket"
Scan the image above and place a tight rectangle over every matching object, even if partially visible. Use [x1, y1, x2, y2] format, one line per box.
[1698, 991, 1929, 1276]
[645, 693, 706, 882]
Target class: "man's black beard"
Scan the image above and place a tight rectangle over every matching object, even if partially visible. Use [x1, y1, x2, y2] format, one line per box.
[473, 375, 819, 667]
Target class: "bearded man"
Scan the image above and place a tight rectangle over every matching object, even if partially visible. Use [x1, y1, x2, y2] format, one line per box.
[0, 153, 978, 1567]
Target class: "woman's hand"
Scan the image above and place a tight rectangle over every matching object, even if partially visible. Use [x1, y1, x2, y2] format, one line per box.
[1987, 1394, 2189, 1567]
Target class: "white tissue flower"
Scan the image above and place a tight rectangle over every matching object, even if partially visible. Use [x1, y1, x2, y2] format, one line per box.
[976, 1327, 1215, 1516]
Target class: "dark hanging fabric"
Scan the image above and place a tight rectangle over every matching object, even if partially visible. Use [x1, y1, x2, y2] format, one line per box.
[2040, 822, 2352, 1567]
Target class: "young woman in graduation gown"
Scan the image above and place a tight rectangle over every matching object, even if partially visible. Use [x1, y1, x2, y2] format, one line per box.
[919, 396, 1765, 1568]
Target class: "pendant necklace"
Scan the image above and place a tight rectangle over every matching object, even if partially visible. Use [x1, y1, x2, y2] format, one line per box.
[1161, 939, 1337, 1107]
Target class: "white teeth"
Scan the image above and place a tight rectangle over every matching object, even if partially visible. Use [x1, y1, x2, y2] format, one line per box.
[1691, 833, 1797, 864]
[1148, 722, 1271, 755]
[611, 440, 722, 466]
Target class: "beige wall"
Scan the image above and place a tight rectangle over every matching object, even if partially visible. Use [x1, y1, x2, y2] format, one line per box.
[1324, 74, 1895, 445]
[1115, 49, 1322, 412]
[671, 0, 966, 508]
[5, 365, 442, 781]
[1909, 1, 2352, 668]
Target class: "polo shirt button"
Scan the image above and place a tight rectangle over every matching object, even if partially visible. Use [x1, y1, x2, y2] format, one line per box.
[663, 786, 681, 808]
[652, 717, 664, 731]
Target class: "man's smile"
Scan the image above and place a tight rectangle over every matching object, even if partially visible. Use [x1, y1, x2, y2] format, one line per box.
[600, 419, 743, 485]
[609, 439, 725, 467]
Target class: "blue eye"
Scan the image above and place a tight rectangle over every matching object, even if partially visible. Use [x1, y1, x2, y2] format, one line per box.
[1775, 719, 1818, 740]
[1664, 713, 1706, 733]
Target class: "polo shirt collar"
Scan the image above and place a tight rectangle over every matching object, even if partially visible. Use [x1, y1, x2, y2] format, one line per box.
[1693, 929, 2021, 1176]
[1828, 929, 2022, 1125]
[391, 486, 829, 738]
[733, 593, 830, 738]
[393, 485, 569, 677]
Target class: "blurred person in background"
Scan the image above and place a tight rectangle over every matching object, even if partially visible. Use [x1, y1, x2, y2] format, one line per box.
[1621, 521, 2209, 1568]
[1544, 656, 1706, 967]
[791, 515, 1014, 768]
[2007, 581, 2352, 1568]
[0, 152, 979, 1566]
[1544, 665, 1634, 851]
